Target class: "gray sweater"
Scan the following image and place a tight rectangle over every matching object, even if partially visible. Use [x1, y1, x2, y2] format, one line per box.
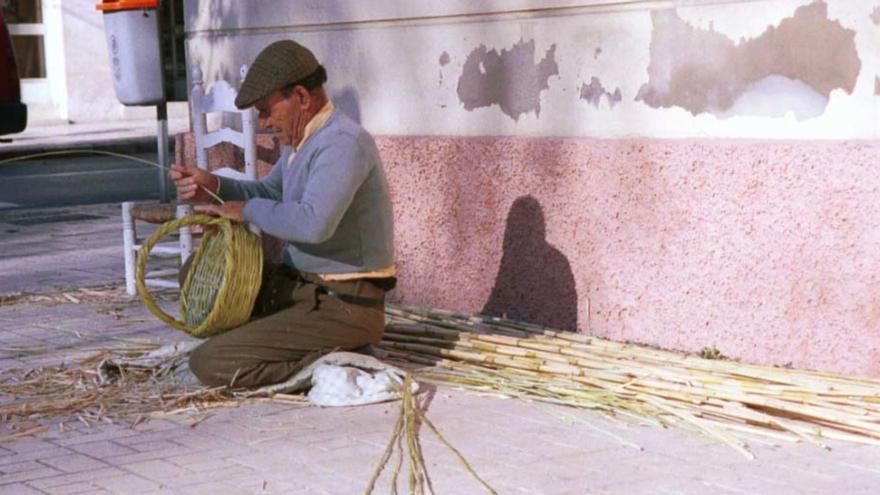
[216, 111, 394, 274]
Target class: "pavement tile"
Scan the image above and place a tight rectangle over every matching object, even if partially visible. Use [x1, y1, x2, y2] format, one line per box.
[38, 453, 110, 473]
[163, 454, 239, 473]
[99, 447, 202, 466]
[0, 466, 62, 485]
[0, 446, 76, 469]
[161, 432, 240, 452]
[303, 448, 381, 481]
[297, 475, 363, 495]
[610, 474, 778, 495]
[228, 451, 317, 474]
[225, 438, 315, 466]
[835, 459, 880, 476]
[824, 443, 880, 470]
[0, 482, 45, 494]
[127, 440, 183, 454]
[36, 482, 98, 494]
[352, 429, 397, 450]
[236, 478, 305, 494]
[113, 429, 188, 448]
[66, 440, 137, 459]
[61, 488, 114, 495]
[154, 465, 254, 490]
[129, 419, 185, 434]
[194, 422, 309, 447]
[1, 460, 48, 475]
[231, 470, 309, 490]
[303, 432, 371, 452]
[50, 425, 139, 447]
[175, 480, 252, 495]
[0, 440, 58, 455]
[91, 473, 165, 494]
[121, 459, 192, 482]
[26, 467, 129, 490]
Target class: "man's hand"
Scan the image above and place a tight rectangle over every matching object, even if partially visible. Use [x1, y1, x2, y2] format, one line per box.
[194, 201, 246, 223]
[170, 164, 219, 202]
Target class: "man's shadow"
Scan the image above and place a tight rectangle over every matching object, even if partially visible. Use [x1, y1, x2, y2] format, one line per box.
[482, 195, 578, 331]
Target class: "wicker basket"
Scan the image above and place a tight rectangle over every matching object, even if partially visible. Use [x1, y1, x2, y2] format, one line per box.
[136, 214, 263, 338]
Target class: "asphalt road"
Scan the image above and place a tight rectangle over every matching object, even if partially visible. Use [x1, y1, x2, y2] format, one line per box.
[0, 152, 168, 208]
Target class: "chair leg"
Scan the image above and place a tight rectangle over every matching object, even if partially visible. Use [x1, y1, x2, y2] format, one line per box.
[177, 204, 194, 264]
[122, 201, 137, 296]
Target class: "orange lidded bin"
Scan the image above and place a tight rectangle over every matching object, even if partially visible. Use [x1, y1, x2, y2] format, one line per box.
[96, 0, 165, 105]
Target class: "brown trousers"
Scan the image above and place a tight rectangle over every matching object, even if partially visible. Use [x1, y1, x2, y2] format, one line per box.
[186, 264, 386, 388]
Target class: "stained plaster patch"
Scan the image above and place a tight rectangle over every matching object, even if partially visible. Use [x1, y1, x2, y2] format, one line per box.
[579, 77, 622, 108]
[875, 76, 880, 96]
[636, 1, 860, 120]
[872, 6, 880, 24]
[438, 51, 451, 88]
[456, 39, 558, 121]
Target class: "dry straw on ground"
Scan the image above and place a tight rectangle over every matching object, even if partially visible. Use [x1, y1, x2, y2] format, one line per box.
[0, 284, 161, 307]
[3, 299, 880, 463]
[0, 344, 309, 434]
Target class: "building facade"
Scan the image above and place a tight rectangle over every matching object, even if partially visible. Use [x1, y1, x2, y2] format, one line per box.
[2, 0, 187, 123]
[182, 0, 880, 376]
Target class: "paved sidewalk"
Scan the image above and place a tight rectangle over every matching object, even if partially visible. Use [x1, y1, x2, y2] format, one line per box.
[0, 118, 190, 158]
[1, 204, 879, 494]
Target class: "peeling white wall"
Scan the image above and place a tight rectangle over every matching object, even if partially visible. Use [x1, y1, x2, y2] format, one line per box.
[183, 0, 880, 139]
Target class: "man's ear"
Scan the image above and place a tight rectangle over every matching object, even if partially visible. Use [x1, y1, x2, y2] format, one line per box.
[295, 86, 310, 108]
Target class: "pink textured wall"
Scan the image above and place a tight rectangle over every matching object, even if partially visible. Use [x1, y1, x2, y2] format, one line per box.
[376, 137, 880, 377]
[175, 132, 880, 377]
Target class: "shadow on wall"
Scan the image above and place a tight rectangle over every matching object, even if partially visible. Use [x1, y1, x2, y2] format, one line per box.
[482, 195, 578, 331]
[332, 86, 362, 124]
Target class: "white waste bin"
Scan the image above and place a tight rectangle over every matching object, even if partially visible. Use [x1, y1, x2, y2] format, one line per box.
[96, 0, 165, 105]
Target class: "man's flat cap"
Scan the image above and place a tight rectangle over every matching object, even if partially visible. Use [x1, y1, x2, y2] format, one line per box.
[235, 40, 320, 109]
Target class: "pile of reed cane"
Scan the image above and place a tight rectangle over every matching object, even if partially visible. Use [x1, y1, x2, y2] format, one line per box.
[379, 305, 880, 459]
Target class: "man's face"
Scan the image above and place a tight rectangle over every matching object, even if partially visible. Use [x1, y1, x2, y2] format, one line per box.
[254, 89, 300, 146]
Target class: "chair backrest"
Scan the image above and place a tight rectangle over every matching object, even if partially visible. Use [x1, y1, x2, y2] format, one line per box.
[191, 65, 258, 179]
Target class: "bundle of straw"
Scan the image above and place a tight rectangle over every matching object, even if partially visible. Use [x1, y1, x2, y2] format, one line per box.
[379, 305, 880, 459]
[363, 374, 496, 495]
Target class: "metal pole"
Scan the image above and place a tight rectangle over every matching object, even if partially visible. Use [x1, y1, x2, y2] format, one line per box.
[157, 102, 169, 203]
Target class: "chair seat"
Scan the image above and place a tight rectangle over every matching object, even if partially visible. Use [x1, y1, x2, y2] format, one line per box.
[131, 203, 179, 224]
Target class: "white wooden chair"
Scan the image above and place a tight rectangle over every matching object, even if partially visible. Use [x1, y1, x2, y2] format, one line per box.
[122, 202, 193, 295]
[122, 65, 258, 296]
[192, 65, 258, 179]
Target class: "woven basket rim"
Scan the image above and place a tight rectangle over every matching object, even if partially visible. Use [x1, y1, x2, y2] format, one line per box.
[135, 214, 263, 337]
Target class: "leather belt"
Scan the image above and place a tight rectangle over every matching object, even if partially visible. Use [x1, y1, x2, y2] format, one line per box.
[318, 286, 385, 308]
